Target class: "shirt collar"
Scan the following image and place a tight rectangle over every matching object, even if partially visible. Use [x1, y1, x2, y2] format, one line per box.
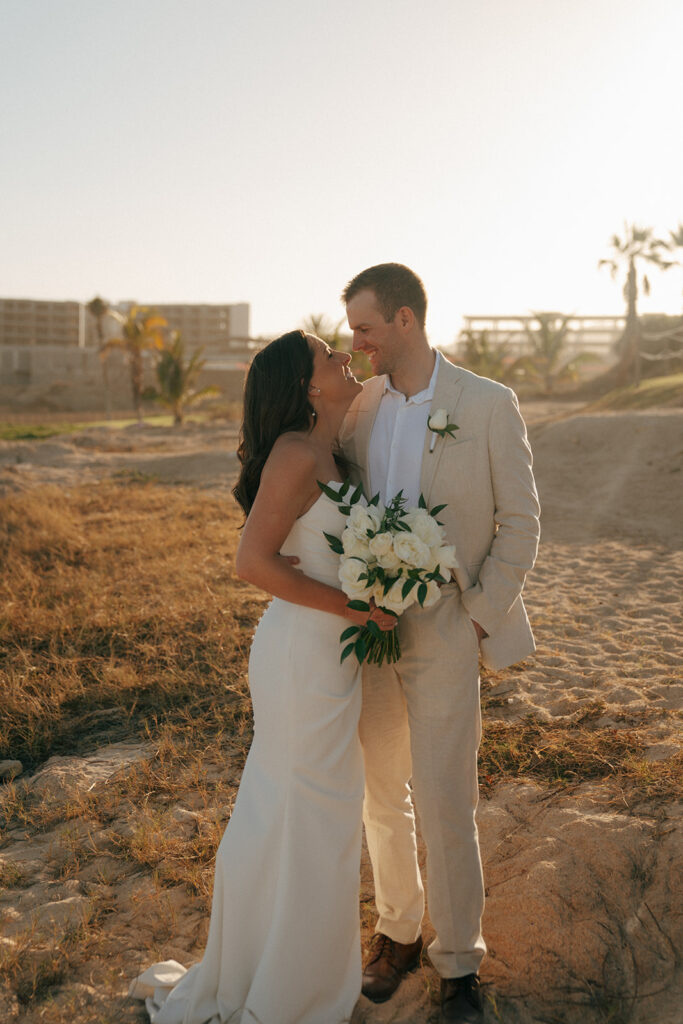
[382, 350, 441, 405]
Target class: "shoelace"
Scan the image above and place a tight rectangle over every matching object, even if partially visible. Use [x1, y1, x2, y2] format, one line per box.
[366, 933, 397, 968]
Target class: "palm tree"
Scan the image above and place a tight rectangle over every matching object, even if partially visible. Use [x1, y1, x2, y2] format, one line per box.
[103, 305, 167, 421]
[599, 223, 674, 385]
[666, 223, 683, 298]
[301, 313, 347, 349]
[301, 312, 370, 378]
[522, 313, 595, 393]
[146, 331, 220, 425]
[456, 329, 522, 384]
[86, 295, 113, 419]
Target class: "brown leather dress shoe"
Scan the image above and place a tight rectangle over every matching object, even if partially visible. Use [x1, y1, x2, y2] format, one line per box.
[361, 933, 423, 1003]
[440, 974, 483, 1023]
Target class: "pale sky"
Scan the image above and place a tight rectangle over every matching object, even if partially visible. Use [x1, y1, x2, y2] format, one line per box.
[1, 0, 682, 346]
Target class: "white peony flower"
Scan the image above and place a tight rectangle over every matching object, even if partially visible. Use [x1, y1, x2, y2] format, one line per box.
[347, 504, 382, 539]
[435, 544, 458, 570]
[341, 528, 372, 560]
[428, 408, 448, 430]
[420, 545, 442, 573]
[368, 532, 393, 557]
[338, 556, 371, 599]
[378, 579, 419, 615]
[403, 509, 445, 549]
[393, 532, 433, 570]
[376, 547, 403, 572]
[420, 579, 442, 608]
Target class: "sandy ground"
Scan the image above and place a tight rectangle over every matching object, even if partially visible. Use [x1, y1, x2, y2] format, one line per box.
[0, 402, 681, 1023]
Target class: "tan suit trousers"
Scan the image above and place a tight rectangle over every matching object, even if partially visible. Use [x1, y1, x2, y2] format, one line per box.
[359, 583, 487, 979]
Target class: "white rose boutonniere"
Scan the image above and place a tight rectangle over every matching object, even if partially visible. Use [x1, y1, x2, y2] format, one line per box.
[428, 408, 459, 452]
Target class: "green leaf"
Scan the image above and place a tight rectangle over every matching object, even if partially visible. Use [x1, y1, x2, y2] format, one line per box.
[430, 503, 447, 516]
[339, 479, 351, 497]
[446, 424, 459, 435]
[355, 634, 368, 661]
[402, 578, 418, 599]
[368, 492, 380, 506]
[350, 482, 364, 504]
[346, 599, 370, 612]
[383, 578, 394, 595]
[340, 642, 356, 664]
[323, 532, 344, 554]
[365, 619, 383, 641]
[340, 625, 360, 642]
[318, 480, 342, 502]
[417, 582, 428, 605]
[418, 493, 427, 509]
[338, 505, 351, 516]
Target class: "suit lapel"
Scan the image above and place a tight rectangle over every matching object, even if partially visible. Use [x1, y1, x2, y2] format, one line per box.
[343, 362, 468, 502]
[340, 376, 384, 495]
[419, 361, 467, 502]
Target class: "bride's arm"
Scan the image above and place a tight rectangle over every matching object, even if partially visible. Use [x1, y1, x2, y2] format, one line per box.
[235, 440, 380, 626]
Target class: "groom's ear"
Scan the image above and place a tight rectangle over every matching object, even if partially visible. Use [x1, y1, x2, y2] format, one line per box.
[397, 305, 415, 331]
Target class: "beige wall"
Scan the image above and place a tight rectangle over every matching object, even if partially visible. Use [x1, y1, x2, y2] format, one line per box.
[0, 343, 248, 413]
[0, 298, 251, 350]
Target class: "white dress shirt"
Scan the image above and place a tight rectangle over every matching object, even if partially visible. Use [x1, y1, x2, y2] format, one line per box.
[367, 351, 442, 508]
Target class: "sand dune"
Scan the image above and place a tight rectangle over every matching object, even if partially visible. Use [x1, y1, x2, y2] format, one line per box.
[0, 422, 239, 494]
[531, 410, 683, 546]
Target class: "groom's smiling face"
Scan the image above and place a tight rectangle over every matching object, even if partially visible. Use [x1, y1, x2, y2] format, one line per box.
[346, 289, 403, 377]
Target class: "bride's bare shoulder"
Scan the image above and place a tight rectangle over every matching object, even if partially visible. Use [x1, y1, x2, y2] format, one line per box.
[270, 431, 316, 460]
[262, 432, 317, 485]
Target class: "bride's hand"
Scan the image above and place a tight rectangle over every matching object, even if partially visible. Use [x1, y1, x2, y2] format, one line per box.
[345, 598, 397, 632]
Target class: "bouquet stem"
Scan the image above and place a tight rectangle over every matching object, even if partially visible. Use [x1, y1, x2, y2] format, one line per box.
[360, 624, 401, 666]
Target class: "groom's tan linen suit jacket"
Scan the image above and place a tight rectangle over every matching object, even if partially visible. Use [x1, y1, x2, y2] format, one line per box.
[340, 358, 541, 672]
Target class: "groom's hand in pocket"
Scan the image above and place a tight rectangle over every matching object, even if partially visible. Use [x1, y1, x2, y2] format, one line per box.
[472, 620, 488, 642]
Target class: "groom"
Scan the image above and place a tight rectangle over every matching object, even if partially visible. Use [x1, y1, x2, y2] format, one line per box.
[339, 264, 540, 1023]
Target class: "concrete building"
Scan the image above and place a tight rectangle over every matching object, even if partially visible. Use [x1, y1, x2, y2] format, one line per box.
[0, 297, 253, 412]
[0, 298, 86, 347]
[0, 298, 251, 350]
[135, 301, 251, 351]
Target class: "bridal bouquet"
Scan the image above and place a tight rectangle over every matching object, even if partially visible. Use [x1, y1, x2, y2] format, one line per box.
[319, 480, 458, 666]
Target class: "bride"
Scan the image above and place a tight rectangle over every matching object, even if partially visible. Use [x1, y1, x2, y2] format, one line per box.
[130, 330, 394, 1024]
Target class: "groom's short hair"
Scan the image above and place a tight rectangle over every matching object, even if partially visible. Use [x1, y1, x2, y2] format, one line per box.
[342, 263, 427, 329]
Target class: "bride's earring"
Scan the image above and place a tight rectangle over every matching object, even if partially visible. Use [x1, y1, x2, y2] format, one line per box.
[308, 385, 321, 395]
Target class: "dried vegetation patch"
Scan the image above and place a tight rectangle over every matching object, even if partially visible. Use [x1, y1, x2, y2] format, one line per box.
[0, 480, 680, 1022]
[0, 482, 260, 772]
[479, 698, 682, 806]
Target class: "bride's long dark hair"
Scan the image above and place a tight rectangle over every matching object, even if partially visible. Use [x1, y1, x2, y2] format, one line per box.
[232, 330, 315, 516]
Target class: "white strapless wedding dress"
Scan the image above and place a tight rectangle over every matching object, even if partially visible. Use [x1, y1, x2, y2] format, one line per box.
[130, 488, 363, 1024]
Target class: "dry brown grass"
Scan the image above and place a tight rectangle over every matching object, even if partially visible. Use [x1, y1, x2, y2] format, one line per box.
[479, 702, 682, 804]
[1, 480, 679, 1021]
[0, 482, 264, 1017]
[2, 482, 677, 801]
[0, 481, 262, 773]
